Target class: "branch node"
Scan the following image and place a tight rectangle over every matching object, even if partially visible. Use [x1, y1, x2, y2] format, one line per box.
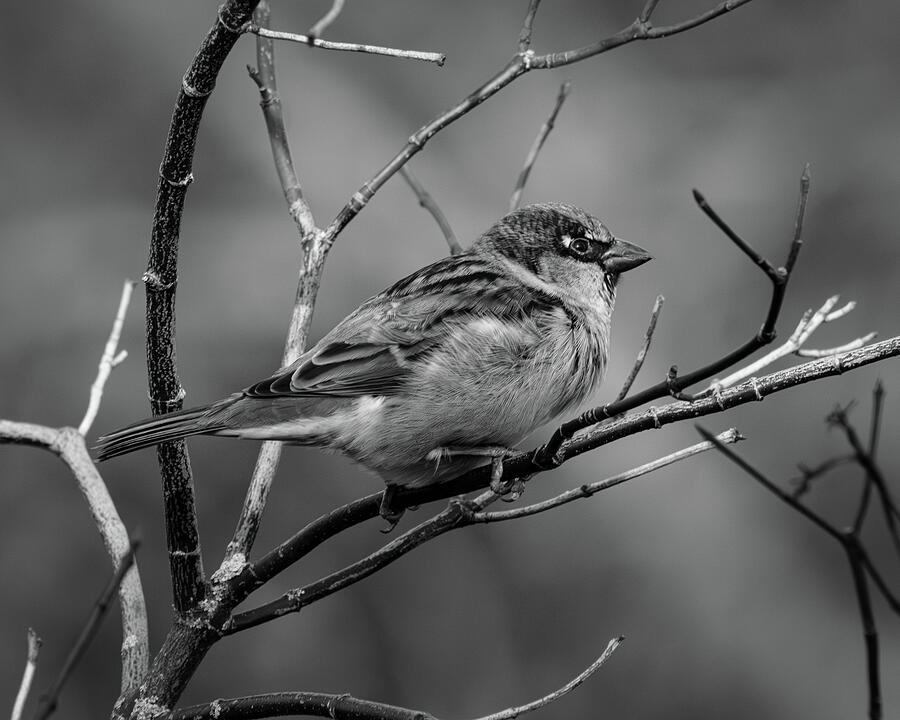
[181, 75, 214, 99]
[648, 405, 661, 429]
[158, 163, 194, 188]
[141, 270, 176, 292]
[148, 387, 187, 410]
[749, 377, 763, 401]
[217, 3, 250, 35]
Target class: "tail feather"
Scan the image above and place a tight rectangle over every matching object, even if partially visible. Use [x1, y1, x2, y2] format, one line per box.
[94, 406, 223, 461]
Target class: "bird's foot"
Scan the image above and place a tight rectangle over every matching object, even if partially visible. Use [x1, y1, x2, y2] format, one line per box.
[426, 445, 525, 501]
[379, 485, 404, 533]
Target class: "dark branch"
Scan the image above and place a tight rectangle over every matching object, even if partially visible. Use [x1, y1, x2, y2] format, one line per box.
[173, 692, 435, 720]
[399, 166, 461, 254]
[35, 538, 140, 720]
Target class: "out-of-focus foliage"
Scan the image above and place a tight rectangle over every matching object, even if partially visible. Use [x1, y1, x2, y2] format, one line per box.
[1, 2, 898, 718]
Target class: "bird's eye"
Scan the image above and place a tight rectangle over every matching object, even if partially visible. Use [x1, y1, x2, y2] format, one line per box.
[570, 237, 591, 255]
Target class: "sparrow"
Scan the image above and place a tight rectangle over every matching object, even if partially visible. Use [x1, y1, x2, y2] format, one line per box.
[96, 203, 650, 511]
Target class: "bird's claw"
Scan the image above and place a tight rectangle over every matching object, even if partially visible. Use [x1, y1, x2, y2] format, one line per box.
[379, 485, 404, 533]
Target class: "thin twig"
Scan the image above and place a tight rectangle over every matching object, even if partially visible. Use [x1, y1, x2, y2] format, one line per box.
[792, 454, 856, 499]
[472, 637, 623, 720]
[508, 81, 571, 212]
[617, 294, 664, 401]
[247, 25, 446, 65]
[399, 166, 461, 254]
[306, 0, 345, 39]
[11, 628, 41, 720]
[518, 0, 543, 51]
[475, 429, 741, 523]
[35, 537, 140, 720]
[79, 280, 134, 436]
[639, 0, 664, 23]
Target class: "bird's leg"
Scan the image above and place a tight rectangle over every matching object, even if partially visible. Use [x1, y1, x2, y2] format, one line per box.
[379, 485, 404, 532]
[426, 446, 525, 501]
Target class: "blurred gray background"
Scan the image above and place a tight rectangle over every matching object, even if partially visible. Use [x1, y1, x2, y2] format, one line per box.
[2, 1, 899, 718]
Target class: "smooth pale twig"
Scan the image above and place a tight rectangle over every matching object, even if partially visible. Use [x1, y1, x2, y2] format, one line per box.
[475, 429, 741, 523]
[247, 25, 445, 66]
[399, 166, 461, 254]
[509, 81, 571, 212]
[34, 538, 140, 720]
[709, 295, 875, 392]
[617, 294, 664, 401]
[79, 280, 134, 436]
[472, 637, 623, 720]
[306, 0, 344, 39]
[11, 628, 41, 720]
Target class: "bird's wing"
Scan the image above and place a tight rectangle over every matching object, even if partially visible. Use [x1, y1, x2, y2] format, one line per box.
[245, 253, 546, 398]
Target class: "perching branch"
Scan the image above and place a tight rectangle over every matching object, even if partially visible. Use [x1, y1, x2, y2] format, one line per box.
[11, 628, 41, 720]
[173, 693, 435, 720]
[34, 538, 140, 720]
[225, 428, 733, 631]
[399, 166, 461, 254]
[246, 25, 446, 66]
[508, 81, 571, 212]
[79, 279, 134, 436]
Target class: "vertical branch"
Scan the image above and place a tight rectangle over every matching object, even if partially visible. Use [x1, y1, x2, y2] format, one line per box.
[226, 0, 326, 563]
[145, 0, 262, 611]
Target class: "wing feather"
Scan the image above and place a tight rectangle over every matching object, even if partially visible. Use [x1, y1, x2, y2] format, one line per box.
[245, 252, 551, 399]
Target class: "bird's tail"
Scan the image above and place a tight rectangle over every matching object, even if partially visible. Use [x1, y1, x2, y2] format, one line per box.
[94, 406, 222, 461]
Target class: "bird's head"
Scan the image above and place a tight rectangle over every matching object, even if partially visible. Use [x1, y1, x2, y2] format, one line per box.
[473, 203, 651, 303]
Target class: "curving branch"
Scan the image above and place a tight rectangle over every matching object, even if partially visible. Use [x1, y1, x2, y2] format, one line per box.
[0, 422, 149, 694]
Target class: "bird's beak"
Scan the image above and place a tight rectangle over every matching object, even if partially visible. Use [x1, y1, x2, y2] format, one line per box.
[602, 238, 652, 274]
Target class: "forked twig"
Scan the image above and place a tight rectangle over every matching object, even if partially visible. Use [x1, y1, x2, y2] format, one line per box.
[509, 81, 572, 212]
[399, 166, 461, 254]
[79, 280, 134, 436]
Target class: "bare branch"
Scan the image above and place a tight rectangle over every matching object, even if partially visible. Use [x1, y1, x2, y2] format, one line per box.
[509, 81, 571, 212]
[79, 280, 134, 436]
[698, 427, 886, 719]
[399, 166, 461, 254]
[639, 0, 664, 23]
[306, 0, 345, 39]
[473, 637, 623, 720]
[11, 629, 41, 720]
[173, 692, 435, 720]
[35, 538, 140, 720]
[326, 0, 759, 241]
[247, 25, 446, 65]
[0, 422, 149, 693]
[475, 429, 741, 523]
[617, 294, 664, 401]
